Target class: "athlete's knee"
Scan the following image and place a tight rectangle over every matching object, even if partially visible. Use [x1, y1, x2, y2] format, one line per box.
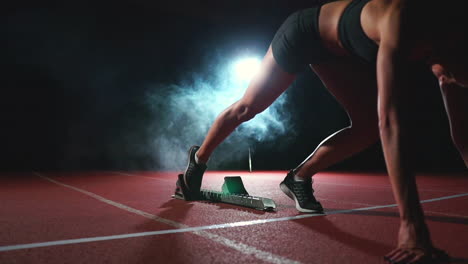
[350, 123, 380, 143]
[451, 131, 468, 158]
[349, 114, 380, 141]
[455, 145, 468, 168]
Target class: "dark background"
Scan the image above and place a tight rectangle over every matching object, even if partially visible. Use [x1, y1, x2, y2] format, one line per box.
[2, 0, 465, 173]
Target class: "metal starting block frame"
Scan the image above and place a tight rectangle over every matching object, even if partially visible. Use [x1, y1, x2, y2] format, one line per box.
[173, 174, 276, 211]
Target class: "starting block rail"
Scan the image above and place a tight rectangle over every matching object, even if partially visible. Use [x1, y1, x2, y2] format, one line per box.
[173, 174, 276, 211]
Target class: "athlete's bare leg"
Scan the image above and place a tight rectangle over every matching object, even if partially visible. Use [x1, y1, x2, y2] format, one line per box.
[438, 74, 468, 167]
[293, 58, 380, 179]
[196, 46, 295, 163]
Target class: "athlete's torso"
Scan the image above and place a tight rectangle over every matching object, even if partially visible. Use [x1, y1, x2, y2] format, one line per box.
[318, 0, 468, 87]
[318, 0, 383, 60]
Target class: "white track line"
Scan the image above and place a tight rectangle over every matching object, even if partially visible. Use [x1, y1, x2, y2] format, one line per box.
[113, 172, 170, 182]
[318, 181, 466, 194]
[2, 174, 467, 255]
[9, 173, 299, 264]
[319, 198, 468, 219]
[114, 171, 468, 218]
[113, 171, 466, 194]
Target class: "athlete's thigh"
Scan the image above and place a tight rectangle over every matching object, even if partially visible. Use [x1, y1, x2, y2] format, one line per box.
[311, 57, 378, 123]
[239, 46, 296, 113]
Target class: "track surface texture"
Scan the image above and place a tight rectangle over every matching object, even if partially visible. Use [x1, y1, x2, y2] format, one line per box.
[1, 171, 467, 264]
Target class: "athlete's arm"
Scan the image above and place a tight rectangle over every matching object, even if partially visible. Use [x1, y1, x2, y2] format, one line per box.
[376, 0, 426, 224]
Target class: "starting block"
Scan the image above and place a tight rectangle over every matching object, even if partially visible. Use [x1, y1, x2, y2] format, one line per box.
[172, 174, 276, 211]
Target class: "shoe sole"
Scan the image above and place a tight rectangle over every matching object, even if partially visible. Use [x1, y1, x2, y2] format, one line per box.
[280, 182, 323, 213]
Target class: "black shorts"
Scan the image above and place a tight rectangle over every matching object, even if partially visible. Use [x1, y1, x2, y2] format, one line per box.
[271, 7, 334, 74]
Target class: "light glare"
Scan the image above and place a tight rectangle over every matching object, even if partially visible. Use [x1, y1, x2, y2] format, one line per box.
[234, 58, 261, 82]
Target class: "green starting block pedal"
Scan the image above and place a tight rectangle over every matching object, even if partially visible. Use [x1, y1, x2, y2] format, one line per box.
[173, 175, 276, 211]
[221, 176, 248, 195]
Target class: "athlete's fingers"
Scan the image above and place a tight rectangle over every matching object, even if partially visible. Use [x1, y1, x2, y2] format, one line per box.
[385, 248, 402, 261]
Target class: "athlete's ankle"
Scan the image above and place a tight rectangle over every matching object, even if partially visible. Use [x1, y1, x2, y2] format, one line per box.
[291, 169, 312, 181]
[195, 150, 208, 165]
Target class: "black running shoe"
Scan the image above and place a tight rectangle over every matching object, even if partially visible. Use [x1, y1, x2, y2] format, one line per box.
[182, 146, 207, 194]
[280, 170, 323, 213]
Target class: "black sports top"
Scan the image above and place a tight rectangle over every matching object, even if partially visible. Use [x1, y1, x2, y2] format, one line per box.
[338, 0, 379, 64]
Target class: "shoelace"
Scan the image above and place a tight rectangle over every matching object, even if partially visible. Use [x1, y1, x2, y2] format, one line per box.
[291, 181, 315, 202]
[186, 162, 204, 183]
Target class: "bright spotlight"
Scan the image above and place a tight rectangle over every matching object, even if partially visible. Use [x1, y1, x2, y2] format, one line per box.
[234, 58, 261, 82]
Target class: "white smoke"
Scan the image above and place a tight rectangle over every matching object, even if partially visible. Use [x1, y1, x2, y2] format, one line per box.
[145, 54, 294, 170]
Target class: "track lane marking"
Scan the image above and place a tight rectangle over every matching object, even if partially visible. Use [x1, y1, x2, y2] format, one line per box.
[15, 173, 300, 264]
[319, 198, 468, 219]
[2, 173, 467, 254]
[113, 171, 468, 194]
[113, 172, 170, 182]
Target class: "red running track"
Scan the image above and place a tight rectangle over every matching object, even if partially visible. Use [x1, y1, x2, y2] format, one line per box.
[0, 171, 467, 264]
